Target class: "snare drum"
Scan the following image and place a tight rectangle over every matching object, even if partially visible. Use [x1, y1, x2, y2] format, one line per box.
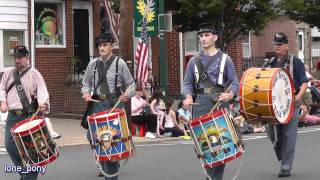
[11, 117, 59, 166]
[187, 109, 243, 169]
[239, 68, 295, 124]
[88, 109, 134, 161]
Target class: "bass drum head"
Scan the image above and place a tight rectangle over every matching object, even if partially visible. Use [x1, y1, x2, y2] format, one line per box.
[271, 69, 294, 124]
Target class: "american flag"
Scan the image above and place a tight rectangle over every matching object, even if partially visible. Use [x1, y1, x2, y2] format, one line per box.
[104, 0, 120, 42]
[135, 18, 149, 83]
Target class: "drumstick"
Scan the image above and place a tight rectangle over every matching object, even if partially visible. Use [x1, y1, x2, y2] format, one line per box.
[110, 86, 134, 113]
[190, 103, 199, 106]
[210, 85, 232, 113]
[30, 108, 41, 121]
[110, 87, 134, 125]
[30, 99, 50, 120]
[89, 99, 100, 103]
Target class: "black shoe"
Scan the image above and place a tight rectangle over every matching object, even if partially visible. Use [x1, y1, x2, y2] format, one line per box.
[278, 169, 291, 177]
[98, 171, 104, 177]
[51, 133, 61, 139]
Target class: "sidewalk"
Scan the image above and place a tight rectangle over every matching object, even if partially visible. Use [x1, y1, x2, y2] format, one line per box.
[50, 117, 181, 146]
[0, 117, 182, 147]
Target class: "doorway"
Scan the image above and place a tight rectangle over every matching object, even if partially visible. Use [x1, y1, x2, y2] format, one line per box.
[73, 9, 90, 73]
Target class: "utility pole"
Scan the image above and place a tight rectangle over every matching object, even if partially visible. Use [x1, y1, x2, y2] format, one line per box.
[158, 0, 167, 94]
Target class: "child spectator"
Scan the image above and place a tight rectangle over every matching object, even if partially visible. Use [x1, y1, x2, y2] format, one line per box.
[163, 99, 184, 137]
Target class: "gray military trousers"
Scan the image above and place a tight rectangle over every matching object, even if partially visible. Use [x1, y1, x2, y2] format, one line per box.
[266, 105, 299, 171]
[86, 99, 125, 180]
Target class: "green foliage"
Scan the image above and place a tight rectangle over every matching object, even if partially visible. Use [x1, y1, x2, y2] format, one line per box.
[170, 0, 277, 48]
[281, 0, 320, 27]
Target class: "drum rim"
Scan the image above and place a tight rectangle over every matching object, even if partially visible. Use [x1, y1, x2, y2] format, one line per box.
[203, 151, 242, 169]
[29, 151, 59, 167]
[11, 117, 45, 135]
[96, 149, 134, 161]
[88, 109, 125, 123]
[189, 109, 226, 127]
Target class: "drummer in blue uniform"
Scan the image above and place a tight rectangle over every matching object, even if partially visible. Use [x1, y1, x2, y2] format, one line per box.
[264, 32, 308, 177]
[183, 23, 239, 180]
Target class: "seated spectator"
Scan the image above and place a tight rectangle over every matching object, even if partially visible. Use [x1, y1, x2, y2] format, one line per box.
[177, 100, 192, 124]
[299, 104, 320, 126]
[131, 86, 157, 139]
[150, 90, 166, 137]
[163, 99, 184, 137]
[233, 116, 265, 134]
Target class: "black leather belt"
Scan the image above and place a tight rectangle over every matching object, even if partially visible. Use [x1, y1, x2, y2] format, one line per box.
[9, 109, 25, 116]
[93, 94, 111, 101]
[98, 94, 109, 100]
[196, 88, 212, 94]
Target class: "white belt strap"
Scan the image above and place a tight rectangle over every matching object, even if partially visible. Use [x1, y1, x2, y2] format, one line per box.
[218, 53, 227, 85]
[289, 55, 294, 78]
[194, 61, 200, 83]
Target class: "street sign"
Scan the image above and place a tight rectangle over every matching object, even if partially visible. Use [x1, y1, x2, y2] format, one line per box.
[134, 0, 158, 37]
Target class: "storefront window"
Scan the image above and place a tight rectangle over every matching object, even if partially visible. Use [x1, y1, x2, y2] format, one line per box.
[3, 31, 24, 67]
[35, 0, 65, 47]
[184, 31, 199, 54]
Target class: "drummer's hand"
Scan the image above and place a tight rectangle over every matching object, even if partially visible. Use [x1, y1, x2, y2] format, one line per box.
[38, 103, 47, 111]
[294, 95, 302, 103]
[0, 101, 8, 113]
[82, 92, 92, 102]
[119, 94, 129, 102]
[218, 91, 234, 102]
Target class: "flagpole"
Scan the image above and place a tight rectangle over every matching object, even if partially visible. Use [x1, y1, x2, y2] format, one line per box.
[31, 0, 35, 68]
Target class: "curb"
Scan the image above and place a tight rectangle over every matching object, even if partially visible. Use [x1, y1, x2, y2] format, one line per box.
[57, 137, 183, 147]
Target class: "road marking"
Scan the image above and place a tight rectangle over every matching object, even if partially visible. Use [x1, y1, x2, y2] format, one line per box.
[137, 127, 320, 147]
[0, 147, 7, 154]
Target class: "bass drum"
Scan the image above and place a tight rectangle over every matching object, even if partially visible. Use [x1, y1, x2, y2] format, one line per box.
[239, 68, 295, 124]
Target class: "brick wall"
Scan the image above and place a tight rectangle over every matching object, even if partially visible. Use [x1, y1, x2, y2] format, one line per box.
[227, 38, 244, 78]
[27, 0, 103, 113]
[151, 30, 182, 95]
[251, 16, 299, 58]
[28, 0, 73, 112]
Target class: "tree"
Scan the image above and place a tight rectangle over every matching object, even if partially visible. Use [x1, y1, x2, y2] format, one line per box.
[280, 0, 320, 27]
[109, 0, 133, 65]
[119, 0, 133, 65]
[170, 0, 277, 49]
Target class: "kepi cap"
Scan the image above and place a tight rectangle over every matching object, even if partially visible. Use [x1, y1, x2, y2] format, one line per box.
[274, 32, 288, 45]
[12, 45, 29, 57]
[197, 23, 217, 35]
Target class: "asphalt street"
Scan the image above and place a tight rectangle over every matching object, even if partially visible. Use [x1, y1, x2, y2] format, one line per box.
[1, 126, 320, 180]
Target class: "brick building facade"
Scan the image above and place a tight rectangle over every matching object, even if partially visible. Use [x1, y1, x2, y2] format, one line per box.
[21, 0, 243, 114]
[251, 16, 311, 63]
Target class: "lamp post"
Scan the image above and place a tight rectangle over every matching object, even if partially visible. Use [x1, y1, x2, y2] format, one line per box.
[158, 0, 167, 94]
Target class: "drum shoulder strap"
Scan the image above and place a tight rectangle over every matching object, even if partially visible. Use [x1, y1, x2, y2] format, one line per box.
[218, 53, 227, 85]
[7, 67, 31, 94]
[194, 54, 201, 85]
[13, 68, 34, 113]
[194, 52, 223, 88]
[289, 54, 294, 78]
